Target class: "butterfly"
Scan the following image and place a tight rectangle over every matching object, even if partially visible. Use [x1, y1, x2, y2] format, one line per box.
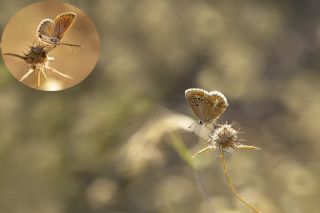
[37, 12, 81, 47]
[185, 88, 228, 125]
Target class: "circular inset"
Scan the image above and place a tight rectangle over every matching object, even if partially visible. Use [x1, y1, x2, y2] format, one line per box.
[1, 1, 100, 91]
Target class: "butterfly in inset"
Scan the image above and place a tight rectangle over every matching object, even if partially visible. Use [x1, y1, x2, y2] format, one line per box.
[37, 12, 81, 47]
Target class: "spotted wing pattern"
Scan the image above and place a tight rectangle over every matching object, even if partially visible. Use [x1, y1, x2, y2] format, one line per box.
[185, 88, 228, 124]
[208, 90, 228, 121]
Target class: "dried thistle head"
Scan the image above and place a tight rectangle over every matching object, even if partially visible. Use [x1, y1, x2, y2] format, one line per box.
[192, 123, 260, 158]
[23, 43, 51, 65]
[3, 43, 71, 89]
[3, 43, 54, 66]
[212, 123, 261, 151]
[211, 124, 239, 149]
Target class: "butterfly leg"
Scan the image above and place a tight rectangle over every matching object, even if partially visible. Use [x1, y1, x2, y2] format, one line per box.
[204, 123, 215, 134]
[189, 120, 202, 128]
[188, 122, 195, 129]
[188, 122, 197, 134]
[45, 65, 73, 80]
[20, 68, 35, 82]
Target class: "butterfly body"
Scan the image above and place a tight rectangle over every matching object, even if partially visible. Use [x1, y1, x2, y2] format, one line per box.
[38, 34, 60, 46]
[185, 88, 228, 124]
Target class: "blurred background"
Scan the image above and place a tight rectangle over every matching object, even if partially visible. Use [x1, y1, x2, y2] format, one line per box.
[0, 0, 319, 212]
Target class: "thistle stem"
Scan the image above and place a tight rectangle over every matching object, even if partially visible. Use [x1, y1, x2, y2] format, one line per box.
[219, 147, 261, 213]
[37, 70, 41, 88]
[2, 53, 27, 61]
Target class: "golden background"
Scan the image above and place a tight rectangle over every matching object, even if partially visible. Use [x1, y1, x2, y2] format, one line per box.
[1, 0, 100, 90]
[0, 0, 319, 212]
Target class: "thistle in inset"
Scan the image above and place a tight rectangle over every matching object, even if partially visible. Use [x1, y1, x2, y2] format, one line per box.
[3, 43, 72, 88]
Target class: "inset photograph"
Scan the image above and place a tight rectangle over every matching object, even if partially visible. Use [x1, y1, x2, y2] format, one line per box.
[1, 1, 100, 91]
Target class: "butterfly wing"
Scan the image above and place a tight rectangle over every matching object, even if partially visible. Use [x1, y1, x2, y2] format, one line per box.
[208, 91, 228, 120]
[185, 88, 214, 123]
[53, 12, 76, 41]
[37, 19, 55, 44]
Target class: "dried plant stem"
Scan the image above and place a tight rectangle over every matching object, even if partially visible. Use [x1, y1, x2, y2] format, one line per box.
[37, 70, 41, 88]
[219, 147, 261, 213]
[2, 53, 27, 60]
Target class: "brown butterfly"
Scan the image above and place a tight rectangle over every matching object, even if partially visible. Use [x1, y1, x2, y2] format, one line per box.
[37, 12, 81, 47]
[185, 88, 228, 125]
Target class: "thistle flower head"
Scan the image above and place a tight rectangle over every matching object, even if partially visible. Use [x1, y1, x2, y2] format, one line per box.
[192, 123, 260, 158]
[23, 43, 53, 66]
[3, 43, 72, 89]
[210, 123, 261, 151]
[211, 124, 239, 149]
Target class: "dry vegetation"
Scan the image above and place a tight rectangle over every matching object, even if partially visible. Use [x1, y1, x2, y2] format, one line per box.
[0, 0, 319, 212]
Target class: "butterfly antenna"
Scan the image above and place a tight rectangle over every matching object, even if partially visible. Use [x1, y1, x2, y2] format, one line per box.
[60, 42, 82, 47]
